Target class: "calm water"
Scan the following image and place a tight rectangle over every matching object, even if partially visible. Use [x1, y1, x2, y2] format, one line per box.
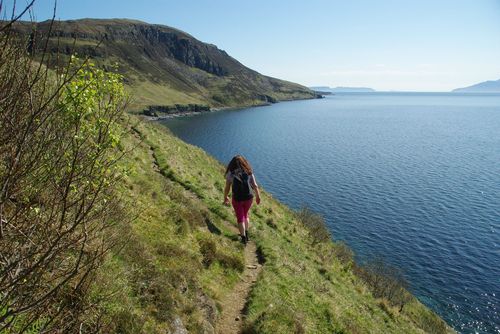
[162, 93, 500, 333]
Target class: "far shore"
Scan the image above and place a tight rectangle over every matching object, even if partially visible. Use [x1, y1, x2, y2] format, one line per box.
[141, 95, 322, 121]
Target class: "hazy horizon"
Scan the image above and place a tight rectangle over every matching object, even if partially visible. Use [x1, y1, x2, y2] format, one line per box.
[4, 0, 500, 91]
[307, 85, 500, 93]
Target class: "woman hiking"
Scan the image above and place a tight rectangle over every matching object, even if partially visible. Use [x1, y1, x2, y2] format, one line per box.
[223, 155, 261, 245]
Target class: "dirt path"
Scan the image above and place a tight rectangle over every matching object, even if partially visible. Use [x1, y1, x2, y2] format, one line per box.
[131, 126, 160, 173]
[216, 235, 263, 334]
[141, 132, 262, 333]
[148, 145, 161, 173]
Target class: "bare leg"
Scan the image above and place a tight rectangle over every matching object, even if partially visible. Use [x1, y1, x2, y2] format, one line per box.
[243, 199, 252, 238]
[244, 219, 250, 242]
[238, 222, 245, 237]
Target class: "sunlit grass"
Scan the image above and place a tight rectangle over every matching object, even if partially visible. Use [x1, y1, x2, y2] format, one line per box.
[93, 115, 453, 333]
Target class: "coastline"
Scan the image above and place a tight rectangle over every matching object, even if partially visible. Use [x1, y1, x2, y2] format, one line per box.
[140, 106, 253, 121]
[141, 95, 322, 121]
[159, 94, 500, 334]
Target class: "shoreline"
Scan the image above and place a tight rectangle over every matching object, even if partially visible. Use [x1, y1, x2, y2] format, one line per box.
[156, 93, 500, 332]
[141, 106, 252, 121]
[142, 95, 321, 121]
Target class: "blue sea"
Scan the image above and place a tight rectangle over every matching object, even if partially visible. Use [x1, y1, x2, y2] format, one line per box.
[161, 93, 500, 333]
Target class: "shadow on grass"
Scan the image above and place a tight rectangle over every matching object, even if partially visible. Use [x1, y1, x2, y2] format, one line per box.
[205, 217, 221, 235]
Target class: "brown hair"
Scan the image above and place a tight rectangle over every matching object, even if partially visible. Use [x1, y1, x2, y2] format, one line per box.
[225, 155, 253, 176]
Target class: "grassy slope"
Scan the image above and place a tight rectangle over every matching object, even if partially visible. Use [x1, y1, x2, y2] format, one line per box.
[8, 19, 451, 334]
[15, 19, 317, 111]
[97, 115, 453, 333]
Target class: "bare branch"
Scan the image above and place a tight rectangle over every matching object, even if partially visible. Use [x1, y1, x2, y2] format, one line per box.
[0, 0, 36, 32]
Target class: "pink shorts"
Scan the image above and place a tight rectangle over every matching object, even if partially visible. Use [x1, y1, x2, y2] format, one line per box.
[231, 198, 253, 223]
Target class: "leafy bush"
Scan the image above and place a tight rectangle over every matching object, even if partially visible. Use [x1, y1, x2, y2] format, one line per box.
[0, 14, 128, 332]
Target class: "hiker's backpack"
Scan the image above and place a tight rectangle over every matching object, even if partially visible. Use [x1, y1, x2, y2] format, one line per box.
[232, 172, 254, 201]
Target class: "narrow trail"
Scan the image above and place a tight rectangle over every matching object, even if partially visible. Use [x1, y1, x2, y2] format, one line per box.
[143, 137, 263, 333]
[216, 224, 263, 334]
[147, 146, 161, 173]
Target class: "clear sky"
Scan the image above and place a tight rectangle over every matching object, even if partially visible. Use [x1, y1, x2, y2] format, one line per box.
[4, 0, 500, 91]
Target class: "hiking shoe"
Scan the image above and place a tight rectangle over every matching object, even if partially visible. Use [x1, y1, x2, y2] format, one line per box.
[245, 231, 249, 242]
[240, 235, 247, 245]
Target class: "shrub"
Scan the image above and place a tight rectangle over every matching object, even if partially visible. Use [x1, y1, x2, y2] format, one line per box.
[198, 238, 244, 271]
[199, 239, 217, 268]
[332, 242, 354, 266]
[296, 207, 331, 245]
[409, 307, 448, 334]
[111, 309, 145, 334]
[243, 305, 306, 334]
[0, 12, 128, 332]
[265, 217, 277, 229]
[216, 253, 245, 272]
[354, 257, 412, 312]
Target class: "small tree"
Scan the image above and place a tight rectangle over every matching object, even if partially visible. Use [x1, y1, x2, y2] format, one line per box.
[0, 5, 129, 331]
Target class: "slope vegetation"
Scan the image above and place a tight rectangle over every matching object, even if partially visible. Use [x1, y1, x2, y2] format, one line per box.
[98, 115, 454, 333]
[13, 19, 317, 110]
[5, 18, 453, 334]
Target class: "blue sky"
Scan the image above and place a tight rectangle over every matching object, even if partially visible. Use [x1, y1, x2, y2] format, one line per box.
[4, 0, 500, 91]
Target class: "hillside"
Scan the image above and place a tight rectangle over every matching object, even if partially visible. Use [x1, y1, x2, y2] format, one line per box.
[452, 79, 500, 93]
[90, 114, 454, 333]
[3, 18, 454, 334]
[13, 18, 318, 111]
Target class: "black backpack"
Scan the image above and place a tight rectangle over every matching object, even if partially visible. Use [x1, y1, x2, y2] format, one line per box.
[232, 172, 254, 201]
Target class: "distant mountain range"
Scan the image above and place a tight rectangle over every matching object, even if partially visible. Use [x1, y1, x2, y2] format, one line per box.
[310, 86, 375, 93]
[452, 79, 500, 93]
[12, 19, 317, 111]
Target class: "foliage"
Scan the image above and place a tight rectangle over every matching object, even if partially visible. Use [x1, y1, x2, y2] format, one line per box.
[83, 107, 453, 334]
[0, 15, 128, 332]
[296, 207, 331, 245]
[332, 241, 354, 266]
[130, 120, 452, 333]
[354, 256, 413, 311]
[0, 5, 454, 334]
[199, 238, 218, 268]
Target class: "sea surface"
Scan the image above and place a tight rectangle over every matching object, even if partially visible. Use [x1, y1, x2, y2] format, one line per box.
[161, 93, 500, 333]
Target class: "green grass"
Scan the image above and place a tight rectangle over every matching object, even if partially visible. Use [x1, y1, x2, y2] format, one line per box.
[127, 80, 207, 111]
[91, 119, 246, 332]
[18, 19, 318, 113]
[10, 19, 451, 333]
[91, 115, 454, 333]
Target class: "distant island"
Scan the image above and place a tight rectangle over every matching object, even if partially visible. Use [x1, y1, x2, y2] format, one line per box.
[310, 86, 376, 93]
[452, 79, 500, 93]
